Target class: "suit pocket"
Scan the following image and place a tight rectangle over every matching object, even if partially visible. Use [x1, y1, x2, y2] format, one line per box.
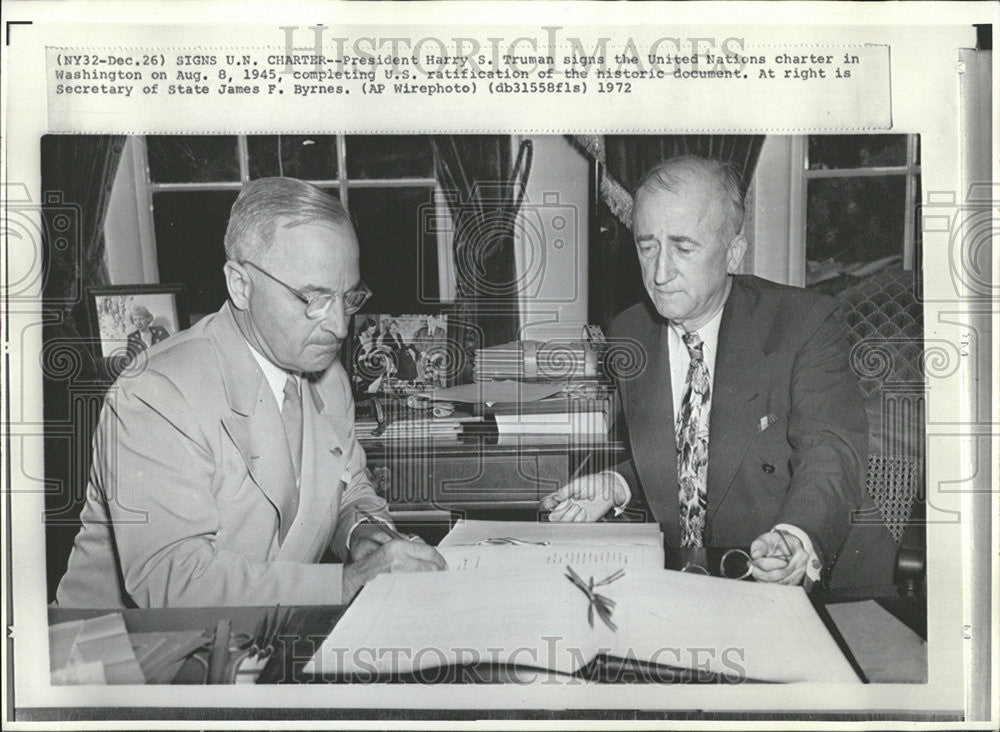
[749, 416, 791, 501]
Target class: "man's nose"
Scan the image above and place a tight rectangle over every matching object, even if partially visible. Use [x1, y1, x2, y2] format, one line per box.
[319, 299, 350, 339]
[654, 248, 677, 285]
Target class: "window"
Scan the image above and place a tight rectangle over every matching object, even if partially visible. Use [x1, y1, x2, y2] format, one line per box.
[140, 135, 450, 319]
[804, 134, 921, 288]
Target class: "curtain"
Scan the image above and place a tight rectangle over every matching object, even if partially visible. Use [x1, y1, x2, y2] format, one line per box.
[41, 135, 126, 325]
[570, 134, 765, 332]
[430, 135, 528, 381]
[40, 134, 125, 601]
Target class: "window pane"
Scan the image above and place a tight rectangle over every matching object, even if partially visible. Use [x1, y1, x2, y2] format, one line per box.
[345, 135, 434, 179]
[152, 190, 236, 317]
[808, 135, 907, 170]
[146, 136, 240, 183]
[246, 135, 339, 180]
[347, 186, 441, 313]
[806, 176, 906, 263]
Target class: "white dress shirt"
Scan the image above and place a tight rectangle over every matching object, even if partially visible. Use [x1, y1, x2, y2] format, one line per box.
[247, 344, 300, 414]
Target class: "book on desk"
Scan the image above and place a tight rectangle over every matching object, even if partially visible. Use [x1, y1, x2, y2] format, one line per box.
[303, 520, 862, 684]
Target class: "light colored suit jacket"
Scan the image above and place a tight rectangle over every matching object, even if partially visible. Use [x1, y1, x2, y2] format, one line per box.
[56, 303, 389, 608]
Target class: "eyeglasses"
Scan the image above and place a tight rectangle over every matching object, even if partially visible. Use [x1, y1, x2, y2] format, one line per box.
[241, 261, 372, 320]
[680, 531, 795, 581]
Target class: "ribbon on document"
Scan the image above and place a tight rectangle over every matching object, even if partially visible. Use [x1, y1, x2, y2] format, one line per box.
[564, 566, 624, 632]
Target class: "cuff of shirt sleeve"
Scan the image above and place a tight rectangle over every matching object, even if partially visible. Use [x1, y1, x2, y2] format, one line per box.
[345, 514, 394, 556]
[774, 523, 822, 583]
[598, 471, 632, 517]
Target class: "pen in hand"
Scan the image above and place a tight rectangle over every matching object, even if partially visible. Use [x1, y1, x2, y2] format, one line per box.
[359, 509, 417, 543]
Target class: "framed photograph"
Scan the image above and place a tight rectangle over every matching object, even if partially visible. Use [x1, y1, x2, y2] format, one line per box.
[349, 313, 450, 396]
[88, 284, 189, 364]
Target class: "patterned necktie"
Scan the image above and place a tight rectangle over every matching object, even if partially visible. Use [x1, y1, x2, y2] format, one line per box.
[282, 376, 303, 483]
[676, 332, 711, 548]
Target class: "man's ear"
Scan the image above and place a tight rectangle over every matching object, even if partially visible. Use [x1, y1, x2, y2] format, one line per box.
[223, 261, 251, 311]
[726, 233, 748, 274]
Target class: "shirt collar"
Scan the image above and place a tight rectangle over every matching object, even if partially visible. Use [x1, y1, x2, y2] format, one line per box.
[667, 283, 729, 355]
[245, 340, 299, 407]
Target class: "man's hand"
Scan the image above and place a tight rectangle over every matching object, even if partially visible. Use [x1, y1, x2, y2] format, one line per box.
[749, 529, 808, 585]
[540, 473, 625, 522]
[341, 539, 446, 602]
[349, 522, 399, 561]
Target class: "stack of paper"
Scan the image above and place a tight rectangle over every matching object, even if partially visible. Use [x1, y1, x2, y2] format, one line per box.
[439, 519, 662, 548]
[436, 520, 664, 573]
[473, 340, 606, 381]
[493, 410, 609, 437]
[355, 416, 465, 441]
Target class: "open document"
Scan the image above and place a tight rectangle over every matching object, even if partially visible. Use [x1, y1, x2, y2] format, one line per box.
[438, 519, 664, 547]
[304, 566, 861, 683]
[436, 519, 665, 572]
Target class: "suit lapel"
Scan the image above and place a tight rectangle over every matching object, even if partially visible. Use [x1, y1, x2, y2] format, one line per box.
[626, 314, 678, 543]
[211, 304, 300, 544]
[276, 381, 348, 560]
[707, 280, 766, 528]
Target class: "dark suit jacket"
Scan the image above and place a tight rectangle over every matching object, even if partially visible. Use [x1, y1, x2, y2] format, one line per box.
[127, 325, 170, 349]
[609, 275, 869, 568]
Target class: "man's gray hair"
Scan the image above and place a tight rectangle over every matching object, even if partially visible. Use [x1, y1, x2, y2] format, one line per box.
[223, 177, 351, 262]
[634, 155, 746, 239]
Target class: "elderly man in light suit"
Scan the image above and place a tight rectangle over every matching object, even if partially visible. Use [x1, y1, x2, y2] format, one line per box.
[57, 178, 445, 608]
[542, 156, 870, 588]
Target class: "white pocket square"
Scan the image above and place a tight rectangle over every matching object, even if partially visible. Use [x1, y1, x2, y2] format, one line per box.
[758, 414, 778, 432]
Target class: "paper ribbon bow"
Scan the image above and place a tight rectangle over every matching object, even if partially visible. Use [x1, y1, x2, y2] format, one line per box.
[564, 566, 624, 632]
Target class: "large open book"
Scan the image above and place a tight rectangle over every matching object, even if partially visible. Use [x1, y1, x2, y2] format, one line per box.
[304, 564, 860, 683]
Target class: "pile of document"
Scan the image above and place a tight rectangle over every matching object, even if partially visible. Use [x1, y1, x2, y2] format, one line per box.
[435, 519, 663, 571]
[305, 520, 860, 684]
[467, 333, 613, 438]
[418, 381, 613, 439]
[473, 339, 607, 382]
[355, 414, 466, 441]
[489, 394, 612, 437]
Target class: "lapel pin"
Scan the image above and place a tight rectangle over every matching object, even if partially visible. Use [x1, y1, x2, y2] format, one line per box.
[332, 447, 343, 457]
[758, 414, 777, 432]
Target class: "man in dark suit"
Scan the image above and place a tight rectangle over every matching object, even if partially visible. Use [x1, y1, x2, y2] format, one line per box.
[541, 156, 868, 587]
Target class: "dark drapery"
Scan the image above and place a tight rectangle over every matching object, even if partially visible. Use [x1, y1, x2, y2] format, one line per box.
[40, 134, 126, 600]
[602, 134, 763, 197]
[573, 134, 765, 332]
[430, 135, 525, 381]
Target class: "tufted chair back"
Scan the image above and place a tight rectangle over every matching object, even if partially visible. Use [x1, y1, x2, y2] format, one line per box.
[836, 269, 924, 544]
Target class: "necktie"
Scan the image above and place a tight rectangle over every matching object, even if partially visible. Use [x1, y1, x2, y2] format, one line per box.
[676, 332, 711, 548]
[282, 376, 303, 483]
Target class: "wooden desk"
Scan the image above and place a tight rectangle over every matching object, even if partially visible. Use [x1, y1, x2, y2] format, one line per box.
[49, 555, 925, 686]
[363, 435, 626, 512]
